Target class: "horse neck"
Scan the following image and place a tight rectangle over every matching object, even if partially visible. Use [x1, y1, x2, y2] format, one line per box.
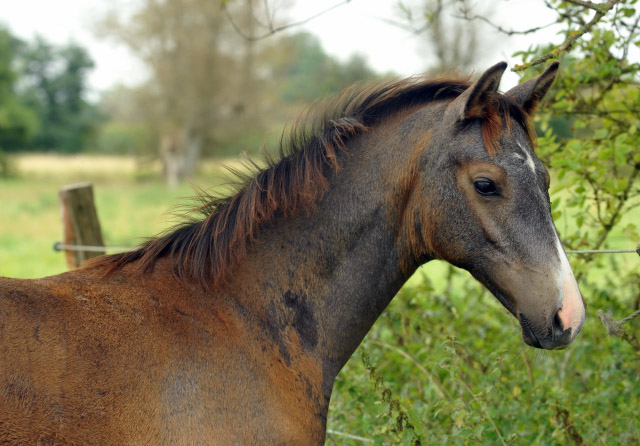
[227, 111, 430, 387]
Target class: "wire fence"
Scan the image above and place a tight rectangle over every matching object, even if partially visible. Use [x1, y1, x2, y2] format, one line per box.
[566, 246, 640, 255]
[53, 242, 133, 253]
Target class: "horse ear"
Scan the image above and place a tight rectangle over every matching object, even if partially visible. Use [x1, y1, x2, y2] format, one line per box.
[446, 61, 508, 121]
[505, 61, 559, 114]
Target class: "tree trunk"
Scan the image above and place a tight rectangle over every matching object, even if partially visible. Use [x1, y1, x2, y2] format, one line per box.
[160, 129, 203, 187]
[180, 131, 203, 181]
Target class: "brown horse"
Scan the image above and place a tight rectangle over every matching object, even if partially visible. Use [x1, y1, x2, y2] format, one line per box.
[0, 62, 585, 445]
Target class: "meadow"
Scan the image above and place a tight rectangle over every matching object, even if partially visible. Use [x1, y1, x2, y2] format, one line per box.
[0, 154, 239, 278]
[1, 154, 639, 445]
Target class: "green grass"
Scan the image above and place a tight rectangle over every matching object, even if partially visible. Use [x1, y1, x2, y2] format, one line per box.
[0, 154, 238, 278]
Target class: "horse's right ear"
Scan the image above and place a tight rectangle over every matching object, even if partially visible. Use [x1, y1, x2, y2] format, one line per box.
[445, 61, 508, 122]
[504, 61, 559, 114]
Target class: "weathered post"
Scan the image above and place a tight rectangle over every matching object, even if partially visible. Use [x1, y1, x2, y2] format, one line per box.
[59, 183, 105, 269]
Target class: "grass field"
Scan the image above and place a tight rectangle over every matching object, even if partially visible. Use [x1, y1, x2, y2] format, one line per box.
[2, 153, 639, 445]
[0, 154, 239, 278]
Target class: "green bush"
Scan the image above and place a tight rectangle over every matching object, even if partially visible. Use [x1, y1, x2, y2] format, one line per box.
[95, 122, 154, 155]
[328, 263, 639, 445]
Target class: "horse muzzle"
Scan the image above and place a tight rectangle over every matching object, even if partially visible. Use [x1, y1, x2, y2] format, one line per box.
[519, 304, 585, 350]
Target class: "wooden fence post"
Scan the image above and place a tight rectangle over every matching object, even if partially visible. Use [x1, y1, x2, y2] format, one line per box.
[59, 183, 105, 269]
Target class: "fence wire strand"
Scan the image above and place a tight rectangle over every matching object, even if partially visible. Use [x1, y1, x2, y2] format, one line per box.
[53, 242, 133, 253]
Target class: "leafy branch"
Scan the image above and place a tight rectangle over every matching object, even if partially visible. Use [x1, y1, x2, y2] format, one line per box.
[513, 0, 622, 71]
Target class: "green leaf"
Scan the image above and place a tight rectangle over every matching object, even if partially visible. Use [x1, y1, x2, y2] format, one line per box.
[599, 148, 613, 160]
[622, 7, 635, 17]
[453, 410, 468, 429]
[616, 177, 629, 192]
[623, 223, 638, 239]
[557, 169, 567, 180]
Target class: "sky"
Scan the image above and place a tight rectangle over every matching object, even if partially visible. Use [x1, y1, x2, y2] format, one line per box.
[0, 0, 561, 96]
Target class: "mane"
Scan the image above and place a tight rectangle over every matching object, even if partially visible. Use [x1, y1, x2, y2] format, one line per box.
[90, 75, 533, 290]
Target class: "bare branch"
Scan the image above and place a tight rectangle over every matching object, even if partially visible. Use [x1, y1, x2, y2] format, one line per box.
[377, 16, 431, 35]
[513, 0, 623, 71]
[224, 0, 352, 42]
[597, 307, 640, 353]
[621, 12, 640, 60]
[454, 11, 558, 36]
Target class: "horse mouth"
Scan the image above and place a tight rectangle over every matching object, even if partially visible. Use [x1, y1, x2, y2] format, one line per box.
[519, 313, 573, 350]
[476, 277, 576, 350]
[519, 313, 544, 349]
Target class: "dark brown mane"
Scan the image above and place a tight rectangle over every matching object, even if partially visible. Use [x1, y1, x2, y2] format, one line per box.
[90, 76, 532, 289]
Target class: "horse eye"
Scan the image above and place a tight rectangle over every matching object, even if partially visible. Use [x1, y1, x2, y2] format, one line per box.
[474, 179, 499, 196]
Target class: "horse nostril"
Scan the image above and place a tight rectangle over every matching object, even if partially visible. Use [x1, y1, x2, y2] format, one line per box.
[551, 308, 573, 348]
[552, 310, 565, 334]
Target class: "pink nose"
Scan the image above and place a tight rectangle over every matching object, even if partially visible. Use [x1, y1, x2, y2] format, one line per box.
[556, 274, 585, 339]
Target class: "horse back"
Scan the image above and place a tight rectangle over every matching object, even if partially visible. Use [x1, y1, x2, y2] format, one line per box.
[0, 272, 149, 444]
[0, 266, 326, 445]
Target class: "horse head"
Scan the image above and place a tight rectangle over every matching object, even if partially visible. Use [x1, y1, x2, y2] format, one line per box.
[414, 62, 585, 349]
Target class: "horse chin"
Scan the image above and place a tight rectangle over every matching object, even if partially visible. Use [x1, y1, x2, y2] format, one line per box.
[521, 329, 572, 350]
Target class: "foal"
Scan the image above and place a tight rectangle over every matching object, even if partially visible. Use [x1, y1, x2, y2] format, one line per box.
[0, 62, 585, 445]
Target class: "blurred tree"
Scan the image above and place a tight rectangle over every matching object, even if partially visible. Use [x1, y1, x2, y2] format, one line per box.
[17, 38, 102, 152]
[98, 2, 380, 184]
[393, 0, 489, 74]
[0, 27, 38, 153]
[96, 84, 155, 156]
[99, 0, 273, 186]
[261, 31, 378, 104]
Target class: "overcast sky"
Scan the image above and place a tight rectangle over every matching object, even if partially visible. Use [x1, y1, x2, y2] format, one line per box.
[0, 0, 561, 95]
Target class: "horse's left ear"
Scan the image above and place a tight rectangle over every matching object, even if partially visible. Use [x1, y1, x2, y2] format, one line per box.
[505, 61, 559, 114]
[446, 61, 507, 122]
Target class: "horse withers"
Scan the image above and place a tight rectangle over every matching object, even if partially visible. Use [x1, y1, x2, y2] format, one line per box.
[0, 62, 585, 445]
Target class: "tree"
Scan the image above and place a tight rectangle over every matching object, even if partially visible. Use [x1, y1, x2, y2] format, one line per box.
[261, 31, 378, 105]
[99, 0, 274, 186]
[16, 38, 102, 152]
[393, 0, 489, 74]
[0, 27, 38, 153]
[97, 1, 381, 184]
[95, 84, 155, 156]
